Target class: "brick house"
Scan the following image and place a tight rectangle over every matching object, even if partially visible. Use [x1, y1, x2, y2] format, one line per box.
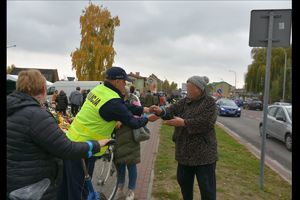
[10, 67, 59, 83]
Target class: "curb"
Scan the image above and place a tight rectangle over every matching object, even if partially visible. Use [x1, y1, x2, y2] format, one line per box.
[216, 121, 291, 185]
[147, 125, 160, 199]
[147, 130, 160, 200]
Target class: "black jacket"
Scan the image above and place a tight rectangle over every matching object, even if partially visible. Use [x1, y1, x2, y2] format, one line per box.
[7, 91, 100, 200]
[99, 81, 148, 129]
[55, 91, 68, 111]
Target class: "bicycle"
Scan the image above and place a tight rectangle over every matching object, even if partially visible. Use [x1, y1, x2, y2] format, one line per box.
[83, 135, 119, 200]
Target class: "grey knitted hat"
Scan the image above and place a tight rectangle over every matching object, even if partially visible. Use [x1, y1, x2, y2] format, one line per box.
[187, 76, 209, 95]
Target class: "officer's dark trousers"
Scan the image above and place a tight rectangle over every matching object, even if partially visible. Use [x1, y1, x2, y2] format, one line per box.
[57, 157, 96, 200]
[177, 162, 216, 200]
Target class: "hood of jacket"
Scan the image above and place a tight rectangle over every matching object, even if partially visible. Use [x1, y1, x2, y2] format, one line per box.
[7, 91, 40, 116]
[58, 91, 66, 96]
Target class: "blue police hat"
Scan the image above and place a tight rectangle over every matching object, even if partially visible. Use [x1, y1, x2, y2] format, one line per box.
[105, 66, 133, 82]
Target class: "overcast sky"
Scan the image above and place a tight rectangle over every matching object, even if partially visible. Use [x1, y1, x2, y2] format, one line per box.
[7, 0, 291, 89]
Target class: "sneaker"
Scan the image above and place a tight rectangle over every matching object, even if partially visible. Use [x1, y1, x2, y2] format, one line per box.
[125, 189, 135, 200]
[114, 187, 125, 200]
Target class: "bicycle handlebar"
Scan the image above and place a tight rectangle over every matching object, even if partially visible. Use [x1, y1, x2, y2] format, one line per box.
[106, 139, 116, 146]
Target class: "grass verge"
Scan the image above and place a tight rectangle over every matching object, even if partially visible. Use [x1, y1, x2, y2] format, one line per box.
[152, 124, 291, 200]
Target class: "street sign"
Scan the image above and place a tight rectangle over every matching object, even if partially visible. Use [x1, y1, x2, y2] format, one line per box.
[249, 9, 292, 47]
[249, 9, 291, 190]
[217, 88, 223, 94]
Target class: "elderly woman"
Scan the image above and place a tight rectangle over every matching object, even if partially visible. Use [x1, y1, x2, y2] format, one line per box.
[7, 69, 110, 200]
[150, 76, 218, 200]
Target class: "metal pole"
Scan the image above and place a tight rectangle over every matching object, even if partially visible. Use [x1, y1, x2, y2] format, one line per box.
[282, 49, 287, 102]
[234, 71, 236, 90]
[7, 45, 16, 48]
[229, 70, 237, 96]
[260, 11, 274, 190]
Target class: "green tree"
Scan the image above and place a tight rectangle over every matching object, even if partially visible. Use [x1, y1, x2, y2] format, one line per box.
[157, 79, 163, 92]
[162, 80, 170, 93]
[245, 46, 292, 103]
[170, 82, 178, 93]
[71, 3, 120, 81]
[160, 79, 178, 95]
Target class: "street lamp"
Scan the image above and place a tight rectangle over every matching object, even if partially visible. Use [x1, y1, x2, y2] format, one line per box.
[229, 70, 237, 96]
[282, 48, 287, 102]
[7, 45, 16, 48]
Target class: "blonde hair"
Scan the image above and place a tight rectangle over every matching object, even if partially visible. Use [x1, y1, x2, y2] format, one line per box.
[16, 69, 46, 96]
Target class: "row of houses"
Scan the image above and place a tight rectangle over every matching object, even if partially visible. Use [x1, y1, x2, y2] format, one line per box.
[7, 67, 163, 94]
[8, 67, 247, 98]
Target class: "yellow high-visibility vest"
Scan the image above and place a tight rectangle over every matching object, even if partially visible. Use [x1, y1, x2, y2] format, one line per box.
[66, 84, 120, 156]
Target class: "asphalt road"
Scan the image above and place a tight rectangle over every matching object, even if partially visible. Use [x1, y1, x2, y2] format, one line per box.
[217, 109, 292, 172]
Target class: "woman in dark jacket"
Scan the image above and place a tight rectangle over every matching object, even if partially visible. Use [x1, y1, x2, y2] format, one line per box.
[150, 76, 218, 200]
[113, 89, 143, 200]
[7, 69, 110, 200]
[55, 90, 68, 115]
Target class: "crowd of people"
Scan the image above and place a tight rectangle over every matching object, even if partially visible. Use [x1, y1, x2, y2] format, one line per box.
[49, 86, 91, 118]
[7, 67, 218, 200]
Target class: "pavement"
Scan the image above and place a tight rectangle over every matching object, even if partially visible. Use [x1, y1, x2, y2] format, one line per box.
[134, 119, 162, 200]
[114, 119, 162, 200]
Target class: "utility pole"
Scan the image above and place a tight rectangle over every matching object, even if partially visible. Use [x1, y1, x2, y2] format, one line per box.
[282, 48, 287, 102]
[7, 45, 16, 48]
[229, 70, 237, 97]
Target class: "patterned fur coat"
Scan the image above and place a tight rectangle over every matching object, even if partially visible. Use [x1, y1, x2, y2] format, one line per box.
[162, 94, 218, 166]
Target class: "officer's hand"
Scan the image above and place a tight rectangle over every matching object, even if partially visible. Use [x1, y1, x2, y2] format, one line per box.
[149, 105, 162, 115]
[115, 121, 122, 129]
[98, 139, 112, 147]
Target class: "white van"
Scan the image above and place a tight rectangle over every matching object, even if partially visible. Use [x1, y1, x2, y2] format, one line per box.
[47, 81, 102, 103]
[7, 74, 53, 95]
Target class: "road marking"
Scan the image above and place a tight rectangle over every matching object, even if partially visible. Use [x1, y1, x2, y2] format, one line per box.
[216, 121, 291, 185]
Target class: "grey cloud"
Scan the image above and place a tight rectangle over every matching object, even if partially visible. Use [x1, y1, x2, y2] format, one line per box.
[7, 1, 86, 54]
[7, 1, 291, 87]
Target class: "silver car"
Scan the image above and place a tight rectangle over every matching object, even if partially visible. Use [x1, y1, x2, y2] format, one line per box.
[259, 105, 292, 151]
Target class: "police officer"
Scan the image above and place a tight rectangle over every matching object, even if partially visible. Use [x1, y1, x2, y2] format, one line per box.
[57, 66, 159, 200]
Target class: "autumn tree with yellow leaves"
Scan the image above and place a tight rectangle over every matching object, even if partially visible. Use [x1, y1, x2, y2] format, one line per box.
[7, 64, 16, 74]
[71, 3, 120, 81]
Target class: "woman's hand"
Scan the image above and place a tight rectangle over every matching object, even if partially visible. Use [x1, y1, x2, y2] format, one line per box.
[163, 116, 185, 127]
[143, 107, 150, 113]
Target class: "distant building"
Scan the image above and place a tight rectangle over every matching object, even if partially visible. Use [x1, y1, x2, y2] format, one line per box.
[235, 88, 246, 97]
[147, 74, 160, 93]
[128, 72, 147, 94]
[10, 67, 59, 83]
[208, 81, 234, 98]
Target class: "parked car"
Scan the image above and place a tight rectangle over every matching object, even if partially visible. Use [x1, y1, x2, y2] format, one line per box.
[243, 99, 263, 110]
[234, 99, 244, 107]
[273, 102, 291, 106]
[216, 98, 241, 117]
[259, 105, 292, 151]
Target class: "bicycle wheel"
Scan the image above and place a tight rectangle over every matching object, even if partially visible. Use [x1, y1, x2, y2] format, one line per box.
[92, 153, 118, 200]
